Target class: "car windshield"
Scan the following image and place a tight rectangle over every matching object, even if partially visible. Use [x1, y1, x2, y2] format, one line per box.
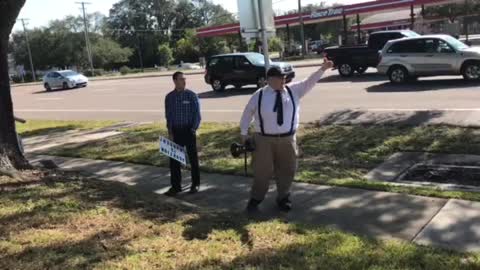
[403, 31, 421, 38]
[443, 36, 469, 50]
[246, 54, 272, 65]
[59, 71, 78, 77]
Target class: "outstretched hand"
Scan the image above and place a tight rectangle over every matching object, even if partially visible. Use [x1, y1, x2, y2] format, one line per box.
[321, 57, 334, 71]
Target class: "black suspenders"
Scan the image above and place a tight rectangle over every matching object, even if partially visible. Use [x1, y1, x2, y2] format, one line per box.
[258, 90, 266, 135]
[258, 86, 296, 136]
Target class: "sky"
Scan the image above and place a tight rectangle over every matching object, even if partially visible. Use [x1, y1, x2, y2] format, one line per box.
[12, 0, 371, 32]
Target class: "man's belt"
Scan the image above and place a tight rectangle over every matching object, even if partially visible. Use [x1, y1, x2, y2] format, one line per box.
[258, 131, 295, 138]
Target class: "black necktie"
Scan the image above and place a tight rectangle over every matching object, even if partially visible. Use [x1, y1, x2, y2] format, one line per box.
[273, 90, 284, 126]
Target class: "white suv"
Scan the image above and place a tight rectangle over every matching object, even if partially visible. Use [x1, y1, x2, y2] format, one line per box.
[378, 35, 480, 83]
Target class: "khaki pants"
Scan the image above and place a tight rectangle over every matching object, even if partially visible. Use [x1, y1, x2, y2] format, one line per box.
[251, 133, 298, 201]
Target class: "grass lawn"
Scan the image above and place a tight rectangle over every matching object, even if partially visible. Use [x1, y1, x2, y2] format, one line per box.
[17, 120, 117, 138]
[19, 120, 480, 201]
[0, 172, 479, 270]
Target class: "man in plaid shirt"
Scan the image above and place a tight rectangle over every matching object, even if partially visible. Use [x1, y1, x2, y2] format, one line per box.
[164, 71, 202, 196]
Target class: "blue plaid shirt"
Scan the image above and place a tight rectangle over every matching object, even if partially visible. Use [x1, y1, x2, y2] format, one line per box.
[165, 89, 201, 131]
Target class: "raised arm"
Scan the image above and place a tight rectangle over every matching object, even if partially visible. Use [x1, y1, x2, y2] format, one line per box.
[287, 59, 333, 98]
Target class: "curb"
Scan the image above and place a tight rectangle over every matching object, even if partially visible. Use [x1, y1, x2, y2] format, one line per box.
[12, 63, 322, 88]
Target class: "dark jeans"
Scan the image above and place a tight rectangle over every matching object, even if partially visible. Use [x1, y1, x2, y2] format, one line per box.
[169, 127, 200, 190]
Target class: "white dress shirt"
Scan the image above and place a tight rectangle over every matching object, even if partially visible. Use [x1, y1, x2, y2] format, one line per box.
[240, 68, 325, 136]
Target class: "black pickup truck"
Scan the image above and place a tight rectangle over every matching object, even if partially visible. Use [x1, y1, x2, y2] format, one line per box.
[324, 30, 420, 77]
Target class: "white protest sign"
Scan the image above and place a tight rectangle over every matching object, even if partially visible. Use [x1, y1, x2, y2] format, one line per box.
[159, 136, 187, 165]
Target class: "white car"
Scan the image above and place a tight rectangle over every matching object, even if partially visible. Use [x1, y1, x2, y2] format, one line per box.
[43, 70, 88, 91]
[177, 63, 202, 70]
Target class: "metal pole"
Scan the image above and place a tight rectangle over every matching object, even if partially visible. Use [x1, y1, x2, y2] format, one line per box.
[410, 4, 415, 30]
[238, 30, 244, 52]
[356, 14, 361, 44]
[298, 0, 306, 57]
[465, 0, 470, 42]
[77, 2, 95, 76]
[19, 19, 36, 81]
[257, 0, 270, 77]
[343, 14, 348, 45]
[286, 23, 291, 55]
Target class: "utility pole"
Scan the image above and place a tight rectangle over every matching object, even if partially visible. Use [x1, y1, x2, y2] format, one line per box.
[18, 18, 36, 81]
[76, 2, 95, 76]
[298, 0, 306, 57]
[464, 0, 470, 43]
[257, 0, 270, 78]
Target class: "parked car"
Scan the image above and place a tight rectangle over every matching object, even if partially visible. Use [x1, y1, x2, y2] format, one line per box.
[43, 70, 88, 91]
[309, 40, 330, 54]
[324, 30, 420, 77]
[284, 43, 303, 57]
[205, 52, 295, 92]
[177, 62, 202, 70]
[378, 35, 480, 84]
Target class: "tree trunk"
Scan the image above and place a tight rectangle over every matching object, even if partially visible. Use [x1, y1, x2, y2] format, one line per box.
[0, 0, 30, 170]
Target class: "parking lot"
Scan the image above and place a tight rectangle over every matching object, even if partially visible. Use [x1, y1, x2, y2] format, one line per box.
[11, 66, 480, 125]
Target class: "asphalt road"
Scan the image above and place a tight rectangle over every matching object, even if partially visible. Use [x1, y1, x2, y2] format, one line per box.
[11, 67, 480, 126]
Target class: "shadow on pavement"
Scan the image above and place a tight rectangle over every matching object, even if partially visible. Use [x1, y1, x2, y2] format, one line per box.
[367, 79, 480, 93]
[316, 109, 445, 126]
[32, 87, 85, 95]
[320, 72, 387, 83]
[198, 87, 257, 99]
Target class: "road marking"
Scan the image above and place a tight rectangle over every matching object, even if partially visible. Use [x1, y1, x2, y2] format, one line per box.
[364, 108, 480, 112]
[15, 109, 243, 113]
[36, 98, 64, 101]
[91, 88, 116, 92]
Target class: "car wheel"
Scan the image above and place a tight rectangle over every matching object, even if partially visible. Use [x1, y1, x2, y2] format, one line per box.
[462, 62, 480, 81]
[44, 83, 52, 92]
[356, 66, 368, 74]
[257, 76, 266, 89]
[212, 79, 225, 92]
[388, 66, 408, 84]
[338, 63, 354, 77]
[62, 82, 69, 90]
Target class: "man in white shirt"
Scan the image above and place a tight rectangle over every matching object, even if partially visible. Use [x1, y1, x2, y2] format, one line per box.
[240, 59, 333, 213]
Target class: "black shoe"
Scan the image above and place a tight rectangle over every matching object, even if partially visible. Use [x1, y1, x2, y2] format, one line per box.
[188, 185, 199, 194]
[246, 198, 262, 213]
[164, 187, 181, 197]
[277, 196, 292, 212]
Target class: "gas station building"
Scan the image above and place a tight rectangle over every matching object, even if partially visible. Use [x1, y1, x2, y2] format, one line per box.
[196, 0, 479, 47]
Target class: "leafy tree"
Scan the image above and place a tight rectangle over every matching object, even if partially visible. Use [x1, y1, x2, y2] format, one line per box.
[174, 29, 199, 62]
[269, 36, 283, 52]
[92, 38, 133, 69]
[158, 43, 173, 67]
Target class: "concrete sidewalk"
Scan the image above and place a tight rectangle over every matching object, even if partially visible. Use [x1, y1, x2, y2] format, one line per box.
[27, 154, 480, 253]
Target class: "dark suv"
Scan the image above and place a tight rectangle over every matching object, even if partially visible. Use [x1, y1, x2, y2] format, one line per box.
[204, 53, 295, 92]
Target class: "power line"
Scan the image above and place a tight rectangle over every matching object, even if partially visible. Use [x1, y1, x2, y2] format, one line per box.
[76, 2, 95, 76]
[17, 18, 36, 82]
[273, 0, 289, 5]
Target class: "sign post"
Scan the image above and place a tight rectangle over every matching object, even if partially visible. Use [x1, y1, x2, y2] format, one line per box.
[257, 0, 271, 75]
[237, 0, 275, 77]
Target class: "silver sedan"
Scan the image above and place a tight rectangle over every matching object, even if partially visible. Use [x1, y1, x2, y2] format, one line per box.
[42, 70, 89, 91]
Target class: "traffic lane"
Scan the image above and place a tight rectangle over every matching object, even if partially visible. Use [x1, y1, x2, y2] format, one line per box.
[11, 68, 480, 122]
